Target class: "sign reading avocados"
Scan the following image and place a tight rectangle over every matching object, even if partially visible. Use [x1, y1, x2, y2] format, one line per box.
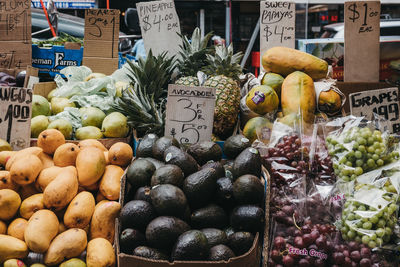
[165, 85, 216, 145]
[350, 87, 400, 134]
[136, 0, 181, 57]
[344, 1, 380, 82]
[260, 0, 295, 62]
[0, 86, 32, 150]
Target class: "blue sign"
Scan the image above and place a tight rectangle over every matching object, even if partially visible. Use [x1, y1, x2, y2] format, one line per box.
[32, 44, 84, 77]
[31, 0, 95, 9]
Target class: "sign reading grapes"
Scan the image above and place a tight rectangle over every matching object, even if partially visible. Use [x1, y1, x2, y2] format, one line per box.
[260, 0, 295, 65]
[0, 87, 32, 150]
[344, 1, 380, 82]
[136, 0, 181, 57]
[350, 87, 400, 134]
[165, 85, 216, 145]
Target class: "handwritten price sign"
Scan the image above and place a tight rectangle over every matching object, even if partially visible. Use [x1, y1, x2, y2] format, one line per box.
[260, 0, 295, 62]
[0, 87, 32, 150]
[136, 0, 181, 57]
[165, 85, 216, 145]
[0, 0, 31, 42]
[344, 1, 380, 82]
[350, 87, 400, 134]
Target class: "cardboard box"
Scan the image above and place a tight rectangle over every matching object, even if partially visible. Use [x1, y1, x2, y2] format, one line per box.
[116, 169, 264, 267]
[0, 41, 32, 69]
[82, 57, 119, 75]
[31, 44, 83, 77]
[298, 37, 400, 81]
[84, 39, 118, 58]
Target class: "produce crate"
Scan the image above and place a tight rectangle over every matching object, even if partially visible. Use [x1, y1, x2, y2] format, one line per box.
[115, 161, 270, 267]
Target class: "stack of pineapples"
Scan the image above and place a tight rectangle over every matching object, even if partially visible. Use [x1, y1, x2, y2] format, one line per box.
[113, 28, 243, 139]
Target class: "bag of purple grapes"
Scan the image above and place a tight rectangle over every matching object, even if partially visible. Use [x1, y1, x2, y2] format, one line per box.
[324, 115, 399, 184]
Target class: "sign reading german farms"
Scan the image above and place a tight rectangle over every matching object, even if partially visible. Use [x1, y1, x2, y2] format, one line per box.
[0, 87, 32, 150]
[165, 85, 216, 145]
[350, 87, 400, 134]
[344, 1, 380, 82]
[260, 0, 295, 62]
[136, 0, 181, 57]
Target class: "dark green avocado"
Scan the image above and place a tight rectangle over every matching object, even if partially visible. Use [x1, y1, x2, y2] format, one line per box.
[171, 230, 209, 261]
[120, 200, 156, 231]
[232, 147, 261, 179]
[208, 244, 235, 261]
[133, 186, 152, 203]
[224, 227, 235, 240]
[152, 136, 180, 161]
[120, 228, 146, 254]
[151, 164, 184, 188]
[183, 168, 218, 208]
[215, 177, 235, 208]
[191, 204, 228, 229]
[133, 246, 169, 260]
[233, 175, 264, 205]
[201, 161, 225, 178]
[187, 141, 222, 165]
[143, 157, 165, 169]
[145, 216, 190, 249]
[230, 205, 264, 232]
[136, 134, 159, 158]
[164, 146, 199, 176]
[223, 134, 251, 159]
[150, 184, 188, 217]
[126, 158, 156, 189]
[228, 231, 254, 256]
[201, 228, 228, 248]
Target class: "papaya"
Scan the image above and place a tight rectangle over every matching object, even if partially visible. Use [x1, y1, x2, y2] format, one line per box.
[262, 47, 328, 80]
[318, 90, 342, 114]
[281, 71, 316, 124]
[245, 85, 279, 115]
[243, 117, 273, 143]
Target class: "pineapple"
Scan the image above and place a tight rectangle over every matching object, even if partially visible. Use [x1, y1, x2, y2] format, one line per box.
[175, 28, 213, 86]
[203, 44, 243, 139]
[112, 51, 176, 137]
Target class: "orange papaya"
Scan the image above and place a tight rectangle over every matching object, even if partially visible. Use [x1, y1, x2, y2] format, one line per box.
[262, 47, 328, 80]
[318, 90, 342, 114]
[281, 71, 316, 124]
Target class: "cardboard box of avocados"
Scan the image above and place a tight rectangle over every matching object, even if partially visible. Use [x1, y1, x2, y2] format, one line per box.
[115, 167, 264, 267]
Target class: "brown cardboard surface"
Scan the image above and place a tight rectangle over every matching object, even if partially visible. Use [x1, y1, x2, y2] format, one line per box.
[33, 81, 57, 97]
[83, 39, 118, 58]
[82, 57, 118, 75]
[64, 42, 82, 50]
[337, 82, 391, 112]
[0, 0, 31, 42]
[84, 9, 120, 42]
[344, 1, 380, 82]
[0, 41, 32, 69]
[23, 66, 39, 88]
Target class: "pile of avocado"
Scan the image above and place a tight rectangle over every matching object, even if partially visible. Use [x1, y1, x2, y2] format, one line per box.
[119, 134, 265, 262]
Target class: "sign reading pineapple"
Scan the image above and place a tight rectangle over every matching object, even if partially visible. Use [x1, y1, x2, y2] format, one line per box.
[260, 0, 295, 64]
[136, 0, 181, 57]
[165, 85, 216, 145]
[0, 87, 32, 150]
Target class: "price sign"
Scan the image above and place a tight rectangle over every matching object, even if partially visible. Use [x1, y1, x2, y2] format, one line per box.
[260, 0, 295, 62]
[0, 87, 32, 150]
[165, 85, 216, 145]
[344, 1, 380, 82]
[136, 0, 181, 57]
[350, 87, 400, 134]
[0, 0, 31, 42]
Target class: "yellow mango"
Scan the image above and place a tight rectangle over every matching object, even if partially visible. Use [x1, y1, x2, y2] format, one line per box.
[38, 152, 54, 169]
[64, 191, 95, 229]
[108, 142, 133, 167]
[10, 154, 43, 185]
[43, 168, 78, 210]
[0, 220, 6, 234]
[86, 238, 115, 267]
[19, 193, 44, 219]
[99, 165, 124, 201]
[5, 147, 43, 171]
[37, 129, 65, 155]
[7, 218, 28, 241]
[262, 47, 328, 80]
[0, 171, 19, 191]
[281, 71, 316, 124]
[35, 166, 64, 192]
[90, 200, 121, 243]
[0, 151, 16, 167]
[78, 139, 107, 152]
[0, 189, 21, 221]
[76, 147, 106, 186]
[53, 143, 80, 167]
[0, 235, 28, 263]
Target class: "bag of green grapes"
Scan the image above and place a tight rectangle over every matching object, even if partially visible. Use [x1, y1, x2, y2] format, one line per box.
[336, 162, 400, 251]
[324, 115, 399, 184]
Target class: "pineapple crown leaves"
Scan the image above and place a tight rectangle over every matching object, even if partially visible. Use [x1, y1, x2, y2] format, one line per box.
[203, 44, 243, 81]
[177, 28, 213, 77]
[126, 50, 176, 103]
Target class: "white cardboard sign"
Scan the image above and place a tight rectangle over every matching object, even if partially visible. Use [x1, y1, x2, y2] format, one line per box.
[0, 87, 32, 150]
[350, 87, 400, 134]
[165, 84, 216, 145]
[260, 1, 295, 60]
[136, 0, 181, 57]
